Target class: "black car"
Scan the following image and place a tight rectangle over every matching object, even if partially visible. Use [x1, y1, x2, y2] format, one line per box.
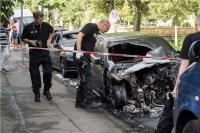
[91, 32, 179, 112]
[53, 26, 67, 33]
[50, 30, 78, 78]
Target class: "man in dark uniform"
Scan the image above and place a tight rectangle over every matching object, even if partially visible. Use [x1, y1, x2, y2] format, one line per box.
[75, 20, 111, 109]
[21, 11, 54, 102]
[155, 14, 200, 133]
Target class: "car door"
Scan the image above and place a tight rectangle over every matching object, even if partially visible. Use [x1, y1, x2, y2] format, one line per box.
[61, 33, 77, 62]
[91, 37, 105, 90]
[49, 34, 58, 67]
[51, 33, 62, 69]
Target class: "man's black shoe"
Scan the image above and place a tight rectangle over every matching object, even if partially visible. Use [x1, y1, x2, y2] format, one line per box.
[85, 101, 103, 110]
[43, 91, 53, 101]
[35, 93, 40, 102]
[75, 102, 85, 108]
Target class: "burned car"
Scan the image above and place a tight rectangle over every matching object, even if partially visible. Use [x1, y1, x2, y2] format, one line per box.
[50, 30, 78, 78]
[91, 32, 179, 113]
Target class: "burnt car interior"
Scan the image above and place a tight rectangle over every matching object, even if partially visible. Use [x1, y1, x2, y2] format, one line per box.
[108, 42, 152, 63]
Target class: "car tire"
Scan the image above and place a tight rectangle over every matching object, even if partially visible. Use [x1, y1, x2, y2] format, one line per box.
[112, 83, 127, 109]
[60, 59, 68, 78]
[103, 69, 109, 96]
[183, 120, 200, 133]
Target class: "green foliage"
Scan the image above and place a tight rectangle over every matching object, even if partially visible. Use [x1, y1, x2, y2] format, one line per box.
[92, 0, 110, 15]
[23, 0, 41, 11]
[120, 0, 133, 22]
[148, 0, 200, 26]
[0, 0, 14, 26]
[13, 0, 200, 29]
[54, 0, 90, 27]
[128, 0, 150, 31]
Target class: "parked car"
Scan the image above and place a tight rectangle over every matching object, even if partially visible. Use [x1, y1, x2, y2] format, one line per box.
[90, 32, 179, 113]
[174, 40, 200, 133]
[53, 26, 67, 32]
[49, 30, 78, 78]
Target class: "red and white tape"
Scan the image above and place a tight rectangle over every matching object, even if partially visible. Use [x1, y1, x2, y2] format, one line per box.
[1, 44, 180, 61]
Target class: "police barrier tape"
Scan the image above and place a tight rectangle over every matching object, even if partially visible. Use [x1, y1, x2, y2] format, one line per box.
[1, 44, 180, 61]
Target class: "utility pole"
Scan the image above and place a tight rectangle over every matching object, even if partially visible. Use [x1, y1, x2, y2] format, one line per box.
[175, 25, 178, 47]
[19, 0, 24, 36]
[19, 0, 28, 68]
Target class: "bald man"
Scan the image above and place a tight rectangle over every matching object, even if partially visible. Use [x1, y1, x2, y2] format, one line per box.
[74, 20, 111, 109]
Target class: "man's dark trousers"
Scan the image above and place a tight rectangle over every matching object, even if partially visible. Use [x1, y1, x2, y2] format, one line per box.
[155, 96, 174, 133]
[76, 57, 98, 105]
[29, 55, 52, 94]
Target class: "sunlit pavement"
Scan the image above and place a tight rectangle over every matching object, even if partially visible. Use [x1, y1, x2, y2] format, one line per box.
[0, 49, 133, 133]
[0, 49, 169, 133]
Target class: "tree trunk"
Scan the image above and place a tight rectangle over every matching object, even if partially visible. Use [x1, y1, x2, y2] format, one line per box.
[133, 8, 141, 31]
[105, 0, 114, 14]
[119, 16, 122, 25]
[130, 0, 142, 31]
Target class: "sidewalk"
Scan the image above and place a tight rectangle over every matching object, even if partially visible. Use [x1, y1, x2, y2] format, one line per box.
[0, 50, 128, 133]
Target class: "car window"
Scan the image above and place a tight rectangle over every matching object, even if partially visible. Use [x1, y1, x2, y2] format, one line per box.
[63, 33, 77, 39]
[62, 33, 78, 47]
[109, 37, 177, 56]
[56, 35, 60, 43]
[140, 37, 177, 55]
[108, 42, 151, 62]
[51, 34, 58, 43]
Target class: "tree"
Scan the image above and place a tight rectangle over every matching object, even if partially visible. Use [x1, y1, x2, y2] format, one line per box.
[129, 0, 149, 31]
[148, 0, 200, 26]
[49, 0, 89, 28]
[92, 0, 113, 17]
[120, 0, 133, 26]
[105, 0, 115, 14]
[13, 0, 200, 30]
[0, 0, 14, 26]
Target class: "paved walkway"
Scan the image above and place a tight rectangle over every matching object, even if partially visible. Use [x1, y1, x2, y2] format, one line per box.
[0, 50, 128, 133]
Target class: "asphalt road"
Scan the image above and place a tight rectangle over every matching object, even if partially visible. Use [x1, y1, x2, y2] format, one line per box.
[0, 49, 160, 133]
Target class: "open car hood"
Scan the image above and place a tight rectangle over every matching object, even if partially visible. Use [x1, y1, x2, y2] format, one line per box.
[108, 47, 171, 76]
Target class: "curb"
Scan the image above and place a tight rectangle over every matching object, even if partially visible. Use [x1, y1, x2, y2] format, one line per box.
[53, 73, 137, 133]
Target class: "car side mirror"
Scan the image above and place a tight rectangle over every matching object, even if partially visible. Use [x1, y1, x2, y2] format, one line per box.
[188, 40, 200, 62]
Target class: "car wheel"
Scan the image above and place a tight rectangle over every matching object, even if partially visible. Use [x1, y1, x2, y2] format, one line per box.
[60, 59, 68, 78]
[183, 120, 200, 133]
[111, 83, 127, 109]
[103, 69, 109, 97]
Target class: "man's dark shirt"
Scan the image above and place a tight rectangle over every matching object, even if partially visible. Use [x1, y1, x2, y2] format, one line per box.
[21, 22, 53, 57]
[75, 23, 99, 61]
[180, 31, 200, 60]
[80, 23, 99, 51]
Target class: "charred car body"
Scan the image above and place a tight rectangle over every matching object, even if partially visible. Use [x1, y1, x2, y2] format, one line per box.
[91, 32, 179, 114]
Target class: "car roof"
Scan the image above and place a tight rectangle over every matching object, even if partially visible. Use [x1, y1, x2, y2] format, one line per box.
[102, 32, 159, 41]
[55, 30, 79, 35]
[102, 32, 177, 54]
